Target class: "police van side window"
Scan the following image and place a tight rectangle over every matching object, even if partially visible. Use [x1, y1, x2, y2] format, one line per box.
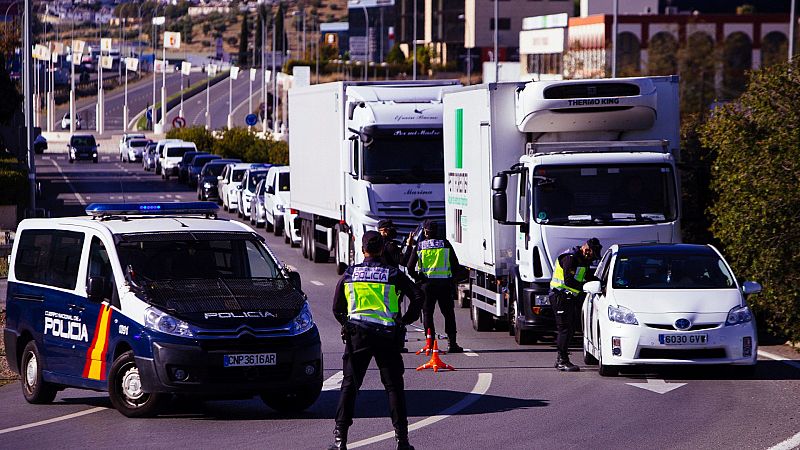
[15, 230, 85, 290]
[87, 237, 114, 302]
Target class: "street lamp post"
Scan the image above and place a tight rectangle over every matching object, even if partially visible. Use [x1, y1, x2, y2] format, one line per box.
[413, 0, 417, 80]
[611, 0, 618, 77]
[96, 20, 105, 135]
[362, 6, 369, 81]
[23, 0, 35, 212]
[493, 0, 499, 83]
[790, 0, 796, 62]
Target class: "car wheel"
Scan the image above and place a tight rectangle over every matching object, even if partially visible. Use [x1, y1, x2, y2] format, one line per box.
[237, 208, 243, 219]
[93, 158, 98, 164]
[250, 211, 256, 225]
[20, 341, 58, 404]
[260, 382, 322, 413]
[266, 215, 274, 232]
[471, 304, 493, 332]
[273, 218, 282, 236]
[68, 157, 74, 164]
[597, 329, 619, 377]
[108, 350, 168, 418]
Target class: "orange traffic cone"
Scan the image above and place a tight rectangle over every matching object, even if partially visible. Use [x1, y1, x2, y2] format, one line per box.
[416, 329, 433, 356]
[416, 340, 455, 372]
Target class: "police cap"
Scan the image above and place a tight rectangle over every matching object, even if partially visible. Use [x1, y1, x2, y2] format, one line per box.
[586, 237, 602, 256]
[377, 219, 395, 230]
[422, 219, 438, 234]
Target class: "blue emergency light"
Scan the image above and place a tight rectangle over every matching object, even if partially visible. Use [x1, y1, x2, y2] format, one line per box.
[85, 202, 219, 218]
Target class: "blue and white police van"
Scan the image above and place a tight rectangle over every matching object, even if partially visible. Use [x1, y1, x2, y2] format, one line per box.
[3, 202, 322, 417]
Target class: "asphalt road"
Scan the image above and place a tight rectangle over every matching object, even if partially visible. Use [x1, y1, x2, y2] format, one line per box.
[2, 147, 799, 449]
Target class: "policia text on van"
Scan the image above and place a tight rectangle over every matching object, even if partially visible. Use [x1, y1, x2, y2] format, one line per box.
[3, 202, 322, 417]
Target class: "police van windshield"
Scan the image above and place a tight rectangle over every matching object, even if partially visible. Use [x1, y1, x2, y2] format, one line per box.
[533, 164, 677, 225]
[116, 237, 281, 281]
[361, 138, 444, 184]
[167, 146, 194, 157]
[612, 253, 735, 290]
[247, 171, 267, 190]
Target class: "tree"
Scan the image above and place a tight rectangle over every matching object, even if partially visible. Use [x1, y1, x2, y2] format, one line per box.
[181, 18, 194, 45]
[700, 59, 800, 343]
[238, 13, 250, 66]
[202, 23, 211, 37]
[386, 44, 405, 64]
[677, 33, 718, 117]
[253, 6, 266, 66]
[274, 2, 288, 56]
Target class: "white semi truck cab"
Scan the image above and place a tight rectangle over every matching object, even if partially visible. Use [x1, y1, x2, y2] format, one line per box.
[288, 81, 459, 273]
[443, 76, 681, 344]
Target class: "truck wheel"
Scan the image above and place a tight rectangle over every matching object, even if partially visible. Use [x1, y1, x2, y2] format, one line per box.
[301, 221, 309, 258]
[471, 304, 492, 332]
[108, 351, 167, 417]
[20, 341, 58, 404]
[261, 382, 322, 413]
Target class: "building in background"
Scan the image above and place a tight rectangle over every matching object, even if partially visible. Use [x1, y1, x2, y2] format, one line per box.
[321, 22, 350, 59]
[348, 0, 396, 64]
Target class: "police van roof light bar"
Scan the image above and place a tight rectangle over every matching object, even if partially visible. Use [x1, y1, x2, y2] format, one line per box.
[85, 202, 219, 219]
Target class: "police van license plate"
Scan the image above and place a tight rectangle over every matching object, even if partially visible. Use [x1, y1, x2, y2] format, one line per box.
[658, 334, 708, 345]
[224, 353, 276, 367]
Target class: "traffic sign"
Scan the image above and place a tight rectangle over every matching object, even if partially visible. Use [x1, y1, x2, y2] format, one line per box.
[172, 116, 186, 128]
[245, 114, 258, 126]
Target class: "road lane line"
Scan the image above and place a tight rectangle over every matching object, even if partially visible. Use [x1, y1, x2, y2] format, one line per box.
[49, 158, 86, 205]
[349, 373, 492, 448]
[0, 407, 106, 435]
[310, 280, 324, 286]
[463, 349, 479, 357]
[322, 371, 344, 391]
[769, 431, 800, 450]
[758, 350, 800, 370]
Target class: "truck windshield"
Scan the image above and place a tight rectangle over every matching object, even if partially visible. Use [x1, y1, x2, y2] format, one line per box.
[533, 164, 677, 225]
[361, 138, 444, 184]
[117, 237, 281, 280]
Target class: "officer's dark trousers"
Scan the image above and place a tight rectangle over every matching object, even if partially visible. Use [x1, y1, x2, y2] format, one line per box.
[335, 324, 408, 435]
[420, 279, 457, 337]
[552, 291, 582, 358]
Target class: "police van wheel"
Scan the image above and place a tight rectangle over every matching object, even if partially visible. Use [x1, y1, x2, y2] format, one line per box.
[20, 341, 58, 404]
[109, 351, 167, 417]
[260, 382, 322, 413]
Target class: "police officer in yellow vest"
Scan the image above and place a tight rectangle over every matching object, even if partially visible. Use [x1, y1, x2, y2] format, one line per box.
[549, 237, 602, 372]
[330, 231, 424, 450]
[406, 219, 464, 353]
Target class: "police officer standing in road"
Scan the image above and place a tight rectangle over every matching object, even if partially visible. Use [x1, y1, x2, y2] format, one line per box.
[330, 231, 424, 450]
[549, 237, 602, 372]
[406, 219, 464, 353]
[378, 219, 403, 268]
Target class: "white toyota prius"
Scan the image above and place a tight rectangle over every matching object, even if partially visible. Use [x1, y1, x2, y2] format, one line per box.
[581, 243, 760, 376]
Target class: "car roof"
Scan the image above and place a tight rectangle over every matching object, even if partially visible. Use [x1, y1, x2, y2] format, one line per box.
[164, 141, 197, 148]
[157, 139, 183, 144]
[19, 216, 253, 236]
[71, 134, 95, 139]
[230, 163, 253, 169]
[616, 243, 716, 256]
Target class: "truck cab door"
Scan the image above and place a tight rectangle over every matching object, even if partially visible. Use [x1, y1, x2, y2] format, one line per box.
[480, 124, 495, 265]
[515, 167, 533, 276]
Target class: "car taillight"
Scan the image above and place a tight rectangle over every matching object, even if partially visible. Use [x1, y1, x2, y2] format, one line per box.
[291, 209, 298, 214]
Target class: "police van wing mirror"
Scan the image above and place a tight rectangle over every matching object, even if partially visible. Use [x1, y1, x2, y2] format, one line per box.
[287, 271, 302, 291]
[583, 281, 602, 295]
[87, 276, 105, 301]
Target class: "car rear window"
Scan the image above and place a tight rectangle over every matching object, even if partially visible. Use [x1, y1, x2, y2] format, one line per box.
[71, 136, 96, 146]
[278, 172, 290, 191]
[14, 230, 85, 290]
[168, 147, 194, 157]
[193, 155, 221, 166]
[130, 140, 148, 147]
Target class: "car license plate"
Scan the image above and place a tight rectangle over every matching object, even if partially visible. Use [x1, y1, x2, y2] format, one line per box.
[658, 334, 708, 345]
[223, 353, 277, 367]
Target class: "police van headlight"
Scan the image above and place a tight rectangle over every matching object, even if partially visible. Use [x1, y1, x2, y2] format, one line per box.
[144, 307, 194, 337]
[290, 303, 314, 335]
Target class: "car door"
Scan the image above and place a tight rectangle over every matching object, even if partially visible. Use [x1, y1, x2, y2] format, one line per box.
[585, 250, 612, 354]
[78, 235, 117, 382]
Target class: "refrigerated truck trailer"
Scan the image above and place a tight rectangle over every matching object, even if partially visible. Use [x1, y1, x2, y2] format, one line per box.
[288, 80, 459, 273]
[443, 76, 682, 344]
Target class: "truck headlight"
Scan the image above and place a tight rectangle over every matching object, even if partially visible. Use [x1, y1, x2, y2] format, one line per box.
[726, 305, 753, 326]
[608, 305, 638, 325]
[144, 307, 194, 337]
[291, 303, 314, 335]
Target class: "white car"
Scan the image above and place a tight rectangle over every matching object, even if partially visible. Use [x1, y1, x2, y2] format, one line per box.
[160, 141, 197, 180]
[60, 112, 82, 130]
[118, 133, 146, 158]
[581, 243, 760, 377]
[219, 163, 251, 212]
[154, 139, 183, 175]
[263, 166, 290, 235]
[120, 138, 149, 163]
[238, 166, 269, 219]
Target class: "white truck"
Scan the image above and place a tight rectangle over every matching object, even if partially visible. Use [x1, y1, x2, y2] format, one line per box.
[443, 76, 682, 344]
[288, 80, 459, 273]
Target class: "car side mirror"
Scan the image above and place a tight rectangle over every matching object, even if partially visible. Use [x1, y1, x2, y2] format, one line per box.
[87, 276, 106, 302]
[217, 175, 223, 181]
[583, 280, 602, 295]
[287, 271, 302, 291]
[741, 281, 761, 296]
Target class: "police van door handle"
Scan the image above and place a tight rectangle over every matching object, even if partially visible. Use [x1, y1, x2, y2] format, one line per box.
[67, 303, 85, 312]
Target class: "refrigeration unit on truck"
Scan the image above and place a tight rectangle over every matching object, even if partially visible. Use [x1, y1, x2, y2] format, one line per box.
[443, 76, 682, 344]
[288, 80, 459, 274]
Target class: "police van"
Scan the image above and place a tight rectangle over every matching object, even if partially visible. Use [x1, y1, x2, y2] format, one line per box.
[3, 202, 322, 417]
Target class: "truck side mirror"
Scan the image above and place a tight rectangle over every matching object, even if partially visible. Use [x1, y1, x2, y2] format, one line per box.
[492, 174, 508, 222]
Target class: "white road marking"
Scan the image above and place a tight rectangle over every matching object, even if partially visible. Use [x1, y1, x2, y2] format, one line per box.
[349, 373, 492, 448]
[769, 431, 800, 450]
[463, 349, 479, 357]
[0, 407, 106, 435]
[758, 349, 800, 370]
[310, 280, 324, 286]
[322, 371, 344, 391]
[626, 378, 687, 394]
[49, 158, 86, 205]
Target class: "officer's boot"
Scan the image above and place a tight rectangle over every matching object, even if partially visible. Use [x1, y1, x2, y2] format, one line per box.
[395, 430, 415, 450]
[447, 334, 463, 353]
[555, 353, 580, 372]
[327, 426, 348, 450]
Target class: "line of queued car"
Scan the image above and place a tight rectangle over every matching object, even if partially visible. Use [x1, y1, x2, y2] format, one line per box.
[143, 138, 300, 247]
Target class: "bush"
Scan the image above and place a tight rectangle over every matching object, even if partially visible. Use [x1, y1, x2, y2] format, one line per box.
[700, 59, 800, 342]
[0, 158, 27, 206]
[166, 126, 215, 154]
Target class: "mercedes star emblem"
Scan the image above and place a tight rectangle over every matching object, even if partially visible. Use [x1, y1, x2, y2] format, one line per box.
[410, 199, 428, 217]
